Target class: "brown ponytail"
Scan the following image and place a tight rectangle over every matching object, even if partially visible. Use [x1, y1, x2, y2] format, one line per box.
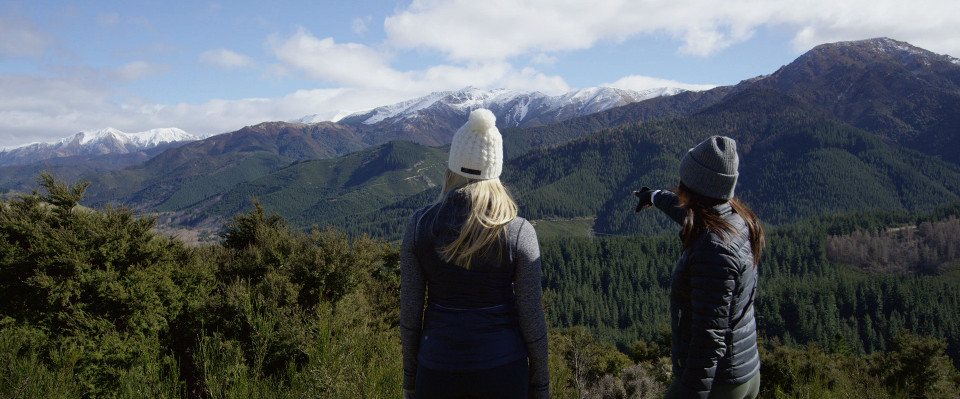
[677, 183, 765, 267]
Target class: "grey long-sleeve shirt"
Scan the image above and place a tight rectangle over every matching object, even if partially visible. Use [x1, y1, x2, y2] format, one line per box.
[400, 209, 549, 398]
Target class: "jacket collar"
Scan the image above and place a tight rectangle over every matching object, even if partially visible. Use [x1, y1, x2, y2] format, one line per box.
[709, 202, 733, 217]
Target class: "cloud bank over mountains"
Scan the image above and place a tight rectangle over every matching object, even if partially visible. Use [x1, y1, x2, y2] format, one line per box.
[1, 0, 958, 147]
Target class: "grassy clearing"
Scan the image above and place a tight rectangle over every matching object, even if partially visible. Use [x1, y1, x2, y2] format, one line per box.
[531, 217, 596, 241]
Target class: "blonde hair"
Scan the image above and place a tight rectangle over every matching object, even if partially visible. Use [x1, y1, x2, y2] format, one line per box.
[435, 169, 518, 268]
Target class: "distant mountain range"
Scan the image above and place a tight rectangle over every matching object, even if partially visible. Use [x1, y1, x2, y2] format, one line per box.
[0, 84, 693, 198]
[247, 37, 960, 240]
[291, 85, 692, 152]
[0, 127, 198, 167]
[3, 37, 959, 243]
[2, 86, 686, 169]
[298, 86, 685, 127]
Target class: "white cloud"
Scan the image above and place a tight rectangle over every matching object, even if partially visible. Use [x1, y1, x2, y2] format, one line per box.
[780, 1, 960, 55]
[530, 53, 558, 65]
[603, 75, 716, 92]
[112, 61, 170, 82]
[199, 48, 254, 69]
[0, 71, 417, 147]
[0, 74, 127, 146]
[0, 13, 54, 58]
[270, 28, 413, 89]
[386, 0, 603, 60]
[8, 0, 959, 149]
[416, 62, 570, 94]
[384, 0, 960, 60]
[268, 28, 570, 94]
[352, 17, 369, 35]
[141, 88, 416, 133]
[0, 63, 571, 148]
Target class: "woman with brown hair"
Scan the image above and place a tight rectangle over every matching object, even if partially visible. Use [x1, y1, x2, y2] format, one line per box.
[635, 136, 764, 399]
[400, 109, 549, 399]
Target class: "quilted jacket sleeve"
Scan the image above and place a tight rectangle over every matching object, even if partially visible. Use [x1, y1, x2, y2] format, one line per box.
[652, 190, 687, 225]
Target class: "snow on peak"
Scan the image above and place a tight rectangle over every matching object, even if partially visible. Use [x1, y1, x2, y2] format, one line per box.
[74, 128, 124, 145]
[128, 127, 196, 147]
[871, 38, 930, 57]
[846, 38, 960, 69]
[314, 86, 684, 128]
[72, 127, 197, 148]
[6, 127, 197, 153]
[292, 110, 357, 124]
[359, 90, 454, 125]
[353, 87, 521, 125]
[0, 127, 199, 167]
[541, 86, 682, 118]
[288, 85, 692, 129]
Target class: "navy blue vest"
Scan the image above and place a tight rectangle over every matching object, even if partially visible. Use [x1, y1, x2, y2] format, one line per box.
[413, 193, 527, 371]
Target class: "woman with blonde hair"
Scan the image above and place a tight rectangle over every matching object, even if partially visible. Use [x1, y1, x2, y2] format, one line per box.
[400, 109, 549, 399]
[635, 136, 764, 399]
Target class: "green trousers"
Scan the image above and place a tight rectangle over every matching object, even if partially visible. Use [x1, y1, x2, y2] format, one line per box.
[663, 373, 760, 399]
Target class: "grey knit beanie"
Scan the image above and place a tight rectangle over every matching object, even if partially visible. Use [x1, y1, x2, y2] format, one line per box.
[678, 136, 739, 200]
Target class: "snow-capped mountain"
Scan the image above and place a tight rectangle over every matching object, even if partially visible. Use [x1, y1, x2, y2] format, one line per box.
[865, 37, 960, 67]
[0, 127, 198, 167]
[293, 86, 689, 129]
[288, 86, 689, 148]
[744, 37, 960, 165]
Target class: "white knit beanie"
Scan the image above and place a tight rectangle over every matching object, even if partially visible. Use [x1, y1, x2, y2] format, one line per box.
[448, 108, 502, 180]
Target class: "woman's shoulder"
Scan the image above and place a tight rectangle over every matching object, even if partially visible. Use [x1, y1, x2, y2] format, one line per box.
[506, 216, 534, 233]
[405, 205, 438, 239]
[510, 215, 531, 226]
[688, 226, 751, 269]
[412, 204, 430, 218]
[410, 202, 440, 222]
[406, 206, 425, 226]
[504, 216, 537, 244]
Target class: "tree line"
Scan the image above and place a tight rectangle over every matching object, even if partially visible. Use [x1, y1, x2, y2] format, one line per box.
[2, 175, 959, 398]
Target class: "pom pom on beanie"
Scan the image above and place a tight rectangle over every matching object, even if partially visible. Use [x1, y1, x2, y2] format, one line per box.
[448, 108, 503, 180]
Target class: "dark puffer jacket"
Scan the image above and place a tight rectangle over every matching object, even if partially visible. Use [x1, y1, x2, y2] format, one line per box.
[654, 190, 760, 398]
[400, 191, 550, 398]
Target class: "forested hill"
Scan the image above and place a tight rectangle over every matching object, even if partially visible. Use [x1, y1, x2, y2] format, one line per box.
[542, 200, 960, 354]
[511, 86, 960, 236]
[182, 140, 449, 229]
[4, 37, 960, 398]
[147, 38, 960, 241]
[749, 37, 960, 165]
[3, 177, 959, 398]
[76, 121, 363, 209]
[23, 38, 956, 241]
[327, 86, 960, 242]
[500, 86, 733, 158]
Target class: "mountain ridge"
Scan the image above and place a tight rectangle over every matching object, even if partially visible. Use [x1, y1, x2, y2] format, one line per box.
[292, 85, 688, 127]
[5, 37, 960, 244]
[0, 127, 198, 167]
[1, 85, 691, 170]
[746, 37, 960, 163]
[227, 38, 960, 241]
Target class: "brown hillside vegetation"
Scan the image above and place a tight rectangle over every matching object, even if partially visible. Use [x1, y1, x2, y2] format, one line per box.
[826, 217, 960, 274]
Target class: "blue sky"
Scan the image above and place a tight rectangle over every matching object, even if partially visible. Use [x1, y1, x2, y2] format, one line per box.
[2, 0, 959, 147]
